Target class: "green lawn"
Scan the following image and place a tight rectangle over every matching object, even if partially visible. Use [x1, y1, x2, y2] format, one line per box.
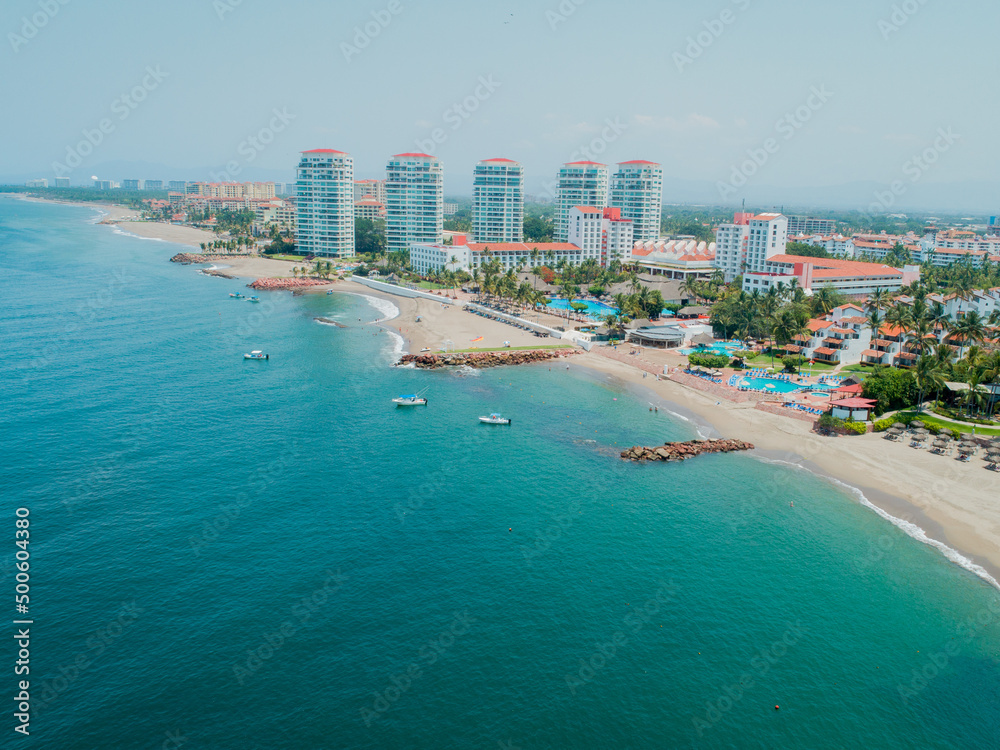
[266, 254, 308, 262]
[417, 281, 451, 290]
[896, 411, 1000, 437]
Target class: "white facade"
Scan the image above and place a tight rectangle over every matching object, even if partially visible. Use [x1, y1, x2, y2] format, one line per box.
[409, 243, 471, 275]
[295, 149, 355, 258]
[473, 158, 524, 243]
[745, 213, 788, 274]
[354, 179, 386, 204]
[555, 162, 608, 242]
[713, 215, 751, 282]
[566, 206, 633, 267]
[26, 179, 48, 188]
[610, 161, 662, 242]
[386, 153, 443, 254]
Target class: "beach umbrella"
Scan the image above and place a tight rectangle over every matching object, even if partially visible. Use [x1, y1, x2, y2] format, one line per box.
[910, 421, 925, 429]
[914, 433, 929, 441]
[937, 433, 953, 442]
[892, 422, 906, 430]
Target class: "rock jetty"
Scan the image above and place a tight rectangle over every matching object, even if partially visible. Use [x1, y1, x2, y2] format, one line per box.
[248, 277, 330, 290]
[620, 439, 754, 462]
[397, 349, 576, 369]
[314, 317, 346, 328]
[170, 253, 254, 264]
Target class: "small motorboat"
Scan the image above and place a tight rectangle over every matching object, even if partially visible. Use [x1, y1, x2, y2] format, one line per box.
[244, 350, 269, 360]
[393, 390, 428, 406]
[229, 292, 245, 299]
[479, 413, 511, 425]
[247, 296, 260, 303]
[326, 290, 335, 295]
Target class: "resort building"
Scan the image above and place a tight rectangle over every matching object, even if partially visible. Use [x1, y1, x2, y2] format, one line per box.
[252, 199, 296, 235]
[26, 178, 48, 188]
[122, 179, 141, 190]
[54, 177, 70, 188]
[629, 239, 717, 281]
[565, 206, 633, 267]
[144, 180, 163, 191]
[408, 235, 472, 275]
[554, 162, 609, 242]
[354, 199, 386, 221]
[472, 158, 524, 243]
[386, 153, 443, 254]
[409, 238, 584, 274]
[609, 161, 663, 242]
[786, 216, 836, 235]
[743, 255, 918, 297]
[295, 149, 355, 258]
[168, 181, 187, 191]
[354, 179, 387, 204]
[789, 233, 856, 258]
[185, 181, 277, 199]
[713, 212, 787, 282]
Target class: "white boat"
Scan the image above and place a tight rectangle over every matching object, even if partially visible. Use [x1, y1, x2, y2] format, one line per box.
[247, 296, 260, 303]
[244, 350, 269, 360]
[393, 389, 428, 406]
[479, 413, 511, 425]
[229, 292, 244, 299]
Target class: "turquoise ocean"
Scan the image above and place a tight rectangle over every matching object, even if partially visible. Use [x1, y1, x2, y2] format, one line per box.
[2, 196, 998, 749]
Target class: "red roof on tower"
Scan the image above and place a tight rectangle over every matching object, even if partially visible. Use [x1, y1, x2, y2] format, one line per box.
[482, 157, 518, 163]
[392, 152, 435, 159]
[618, 160, 660, 165]
[302, 149, 347, 154]
[564, 161, 606, 167]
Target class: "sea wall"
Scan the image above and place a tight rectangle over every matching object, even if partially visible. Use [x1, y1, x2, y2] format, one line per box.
[170, 253, 255, 264]
[621, 439, 754, 462]
[398, 350, 577, 369]
[248, 277, 330, 290]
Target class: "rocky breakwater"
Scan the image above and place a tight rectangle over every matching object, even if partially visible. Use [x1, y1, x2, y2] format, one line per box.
[248, 277, 331, 291]
[621, 439, 754, 462]
[397, 349, 577, 370]
[170, 253, 254, 264]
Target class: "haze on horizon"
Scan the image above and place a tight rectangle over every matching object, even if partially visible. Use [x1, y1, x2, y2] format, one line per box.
[2, 0, 997, 212]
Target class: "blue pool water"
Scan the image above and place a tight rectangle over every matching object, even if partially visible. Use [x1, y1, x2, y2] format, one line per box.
[545, 298, 677, 320]
[545, 298, 617, 317]
[736, 377, 836, 394]
[678, 342, 743, 357]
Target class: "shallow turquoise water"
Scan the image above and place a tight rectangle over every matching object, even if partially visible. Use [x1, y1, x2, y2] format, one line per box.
[1, 196, 999, 749]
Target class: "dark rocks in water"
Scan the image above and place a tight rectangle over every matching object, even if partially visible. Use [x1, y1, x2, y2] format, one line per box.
[315, 317, 346, 328]
[396, 349, 577, 370]
[620, 439, 754, 462]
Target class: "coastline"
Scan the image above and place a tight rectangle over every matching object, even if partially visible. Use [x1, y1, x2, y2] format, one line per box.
[572, 352, 1000, 589]
[172, 241, 1000, 590]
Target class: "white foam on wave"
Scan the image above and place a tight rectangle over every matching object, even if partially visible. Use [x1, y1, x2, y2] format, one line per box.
[454, 365, 481, 377]
[111, 226, 165, 242]
[754, 455, 1000, 592]
[356, 293, 400, 324]
[384, 329, 406, 362]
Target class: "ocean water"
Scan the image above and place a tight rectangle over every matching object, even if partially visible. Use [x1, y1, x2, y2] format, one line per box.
[1, 196, 999, 750]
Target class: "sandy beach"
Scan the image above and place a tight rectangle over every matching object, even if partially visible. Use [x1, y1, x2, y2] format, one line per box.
[115, 220, 218, 248]
[176, 256, 1000, 587]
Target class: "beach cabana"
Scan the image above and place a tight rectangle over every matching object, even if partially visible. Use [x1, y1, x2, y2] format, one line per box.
[690, 333, 717, 347]
[830, 398, 877, 422]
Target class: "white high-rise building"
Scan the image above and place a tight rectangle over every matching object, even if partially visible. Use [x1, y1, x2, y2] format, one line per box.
[610, 161, 663, 242]
[354, 179, 387, 204]
[295, 149, 355, 258]
[555, 161, 608, 242]
[386, 153, 443, 254]
[472, 158, 523, 243]
[713, 212, 788, 282]
[566, 206, 634, 267]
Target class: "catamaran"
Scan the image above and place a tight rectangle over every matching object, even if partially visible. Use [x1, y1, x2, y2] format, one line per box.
[244, 350, 269, 360]
[393, 389, 428, 406]
[479, 413, 511, 425]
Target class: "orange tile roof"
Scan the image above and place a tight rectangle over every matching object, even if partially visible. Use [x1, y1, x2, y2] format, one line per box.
[807, 319, 834, 332]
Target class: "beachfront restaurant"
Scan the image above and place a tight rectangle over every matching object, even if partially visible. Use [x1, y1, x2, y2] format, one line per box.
[829, 397, 876, 422]
[625, 324, 686, 349]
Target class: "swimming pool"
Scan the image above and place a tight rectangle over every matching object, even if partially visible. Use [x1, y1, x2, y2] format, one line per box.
[678, 342, 743, 357]
[545, 298, 617, 318]
[733, 377, 836, 394]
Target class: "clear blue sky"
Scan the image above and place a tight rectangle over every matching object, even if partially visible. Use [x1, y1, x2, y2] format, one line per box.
[2, 0, 995, 207]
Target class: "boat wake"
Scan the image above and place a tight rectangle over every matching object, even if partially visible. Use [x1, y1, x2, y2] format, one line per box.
[756, 456, 1000, 592]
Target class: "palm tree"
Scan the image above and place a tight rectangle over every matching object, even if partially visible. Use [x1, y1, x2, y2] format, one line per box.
[913, 355, 946, 413]
[949, 310, 986, 359]
[868, 287, 890, 312]
[771, 309, 808, 371]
